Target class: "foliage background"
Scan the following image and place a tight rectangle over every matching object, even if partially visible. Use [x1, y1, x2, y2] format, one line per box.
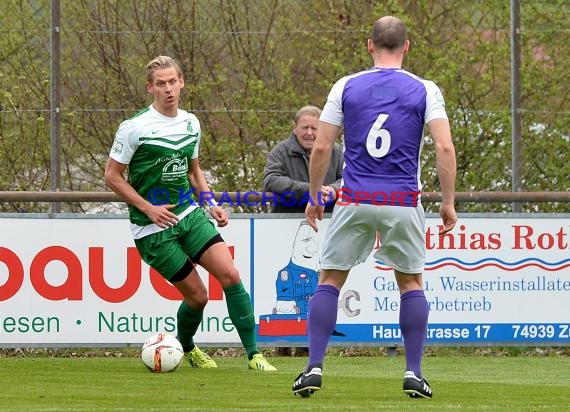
[0, 0, 568, 213]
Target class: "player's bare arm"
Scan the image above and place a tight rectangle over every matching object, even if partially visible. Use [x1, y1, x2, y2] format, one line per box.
[428, 118, 458, 235]
[306, 121, 340, 230]
[104, 157, 178, 228]
[188, 157, 228, 227]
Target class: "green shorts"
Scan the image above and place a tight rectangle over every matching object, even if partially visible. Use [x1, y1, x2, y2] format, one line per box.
[134, 208, 221, 280]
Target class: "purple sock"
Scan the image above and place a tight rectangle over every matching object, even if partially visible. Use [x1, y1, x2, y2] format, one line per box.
[399, 289, 429, 377]
[306, 284, 339, 370]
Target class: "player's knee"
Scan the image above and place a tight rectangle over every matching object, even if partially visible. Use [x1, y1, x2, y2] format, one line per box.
[181, 288, 208, 310]
[193, 293, 209, 310]
[215, 267, 241, 288]
[395, 271, 423, 292]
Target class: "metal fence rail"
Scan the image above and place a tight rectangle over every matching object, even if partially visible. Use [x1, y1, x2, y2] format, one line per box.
[0, 191, 569, 203]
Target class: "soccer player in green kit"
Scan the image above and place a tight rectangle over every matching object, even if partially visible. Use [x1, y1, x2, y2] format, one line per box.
[104, 55, 276, 371]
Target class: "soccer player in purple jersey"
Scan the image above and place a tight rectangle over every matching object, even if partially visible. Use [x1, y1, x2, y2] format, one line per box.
[292, 16, 457, 399]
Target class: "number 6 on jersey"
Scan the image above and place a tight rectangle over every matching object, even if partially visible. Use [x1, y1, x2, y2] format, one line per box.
[366, 113, 391, 158]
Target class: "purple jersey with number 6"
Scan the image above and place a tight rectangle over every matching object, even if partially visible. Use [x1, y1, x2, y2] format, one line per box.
[320, 67, 448, 207]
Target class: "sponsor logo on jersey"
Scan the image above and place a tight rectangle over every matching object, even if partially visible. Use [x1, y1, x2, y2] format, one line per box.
[161, 157, 188, 182]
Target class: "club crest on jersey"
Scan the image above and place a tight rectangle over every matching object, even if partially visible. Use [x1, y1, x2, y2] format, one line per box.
[435, 89, 445, 106]
[111, 140, 123, 154]
[161, 157, 188, 182]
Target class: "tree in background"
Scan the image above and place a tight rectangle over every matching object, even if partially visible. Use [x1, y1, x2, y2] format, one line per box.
[0, 0, 568, 213]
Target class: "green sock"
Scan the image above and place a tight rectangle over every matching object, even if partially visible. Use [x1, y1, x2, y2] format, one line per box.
[224, 281, 258, 359]
[176, 301, 203, 353]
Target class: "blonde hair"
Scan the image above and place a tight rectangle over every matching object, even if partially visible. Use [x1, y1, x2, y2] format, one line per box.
[294, 105, 321, 124]
[145, 55, 183, 83]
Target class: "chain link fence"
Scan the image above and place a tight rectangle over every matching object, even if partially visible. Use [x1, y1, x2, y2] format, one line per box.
[1, 1, 568, 214]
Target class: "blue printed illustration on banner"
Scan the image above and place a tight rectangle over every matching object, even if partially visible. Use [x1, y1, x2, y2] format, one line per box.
[274, 221, 319, 315]
[258, 221, 319, 336]
[258, 221, 358, 339]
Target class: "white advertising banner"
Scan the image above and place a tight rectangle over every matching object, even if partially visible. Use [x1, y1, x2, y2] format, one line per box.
[0, 214, 568, 347]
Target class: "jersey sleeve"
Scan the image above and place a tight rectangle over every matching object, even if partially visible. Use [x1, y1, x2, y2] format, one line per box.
[320, 77, 348, 127]
[424, 80, 448, 123]
[109, 120, 140, 165]
[188, 113, 201, 159]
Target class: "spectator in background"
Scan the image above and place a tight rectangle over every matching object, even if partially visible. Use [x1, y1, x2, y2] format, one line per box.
[263, 105, 344, 357]
[263, 105, 344, 214]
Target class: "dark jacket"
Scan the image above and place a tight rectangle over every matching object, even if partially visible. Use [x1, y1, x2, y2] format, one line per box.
[262, 134, 344, 213]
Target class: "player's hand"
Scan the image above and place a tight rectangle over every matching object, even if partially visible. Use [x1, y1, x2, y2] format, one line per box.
[320, 185, 337, 205]
[439, 203, 457, 235]
[305, 203, 324, 232]
[209, 205, 228, 227]
[146, 204, 179, 228]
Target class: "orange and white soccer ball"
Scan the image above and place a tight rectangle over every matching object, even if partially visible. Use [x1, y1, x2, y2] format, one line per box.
[141, 332, 184, 373]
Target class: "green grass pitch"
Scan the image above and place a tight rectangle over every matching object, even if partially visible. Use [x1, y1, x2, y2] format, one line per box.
[1, 353, 569, 411]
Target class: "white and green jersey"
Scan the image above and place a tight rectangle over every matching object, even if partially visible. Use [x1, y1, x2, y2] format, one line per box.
[110, 105, 201, 227]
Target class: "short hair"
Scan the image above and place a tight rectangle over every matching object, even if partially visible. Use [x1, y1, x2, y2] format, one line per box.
[371, 16, 407, 51]
[294, 105, 321, 124]
[145, 55, 183, 83]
